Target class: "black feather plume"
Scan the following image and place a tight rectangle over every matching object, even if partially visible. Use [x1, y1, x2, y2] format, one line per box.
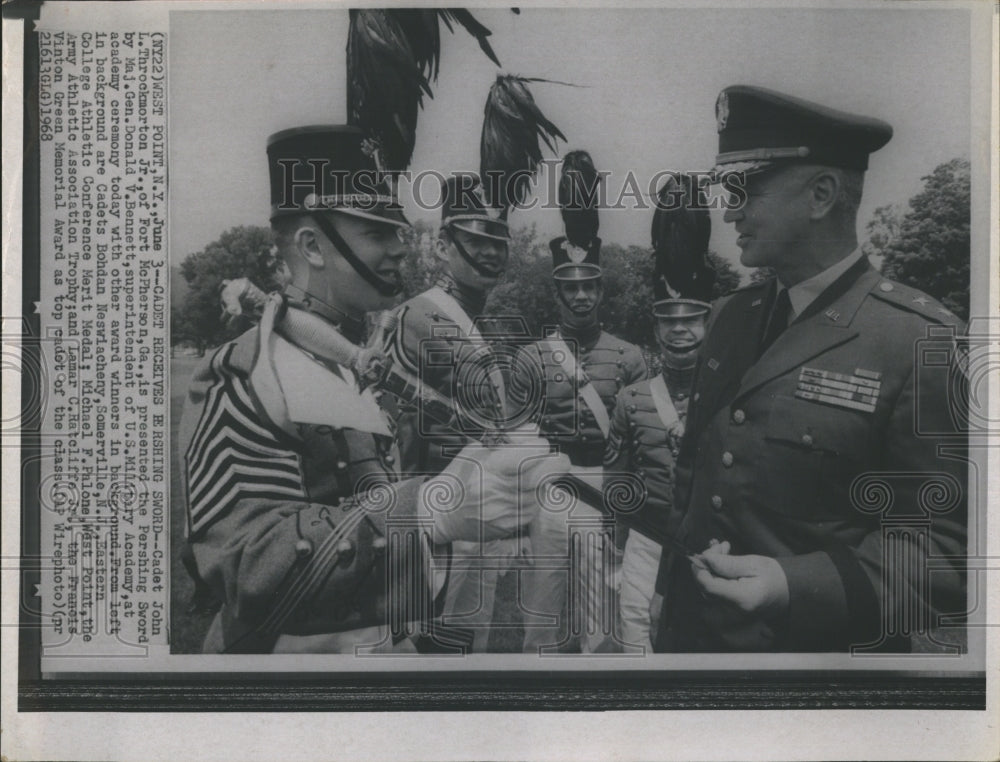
[650, 173, 714, 302]
[480, 75, 567, 213]
[347, 9, 430, 173]
[558, 150, 601, 248]
[440, 9, 502, 67]
[392, 9, 443, 81]
[347, 9, 504, 173]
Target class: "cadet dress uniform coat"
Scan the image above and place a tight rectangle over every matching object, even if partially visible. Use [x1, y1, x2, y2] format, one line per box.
[604, 371, 689, 648]
[511, 326, 647, 652]
[179, 304, 442, 654]
[605, 373, 687, 547]
[512, 327, 648, 467]
[392, 281, 513, 651]
[658, 258, 968, 652]
[393, 284, 508, 474]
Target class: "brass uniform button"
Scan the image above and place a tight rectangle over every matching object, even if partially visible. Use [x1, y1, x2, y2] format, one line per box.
[732, 409, 746, 424]
[711, 495, 724, 511]
[336, 539, 355, 561]
[721, 452, 734, 468]
[801, 433, 814, 447]
[295, 539, 313, 558]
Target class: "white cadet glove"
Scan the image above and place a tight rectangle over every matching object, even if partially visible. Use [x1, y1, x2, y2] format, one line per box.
[421, 438, 570, 545]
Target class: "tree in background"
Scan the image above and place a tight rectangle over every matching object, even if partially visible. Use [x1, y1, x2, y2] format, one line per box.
[399, 220, 444, 298]
[748, 266, 776, 285]
[861, 203, 903, 270]
[172, 222, 745, 355]
[173, 226, 277, 353]
[486, 232, 741, 350]
[880, 158, 970, 321]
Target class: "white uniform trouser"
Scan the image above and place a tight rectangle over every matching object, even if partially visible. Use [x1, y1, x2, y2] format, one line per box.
[521, 492, 622, 654]
[441, 538, 519, 652]
[618, 528, 663, 653]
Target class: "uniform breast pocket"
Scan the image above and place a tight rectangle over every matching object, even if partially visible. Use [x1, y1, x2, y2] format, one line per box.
[761, 394, 874, 520]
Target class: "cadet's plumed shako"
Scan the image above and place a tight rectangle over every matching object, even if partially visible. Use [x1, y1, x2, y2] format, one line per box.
[267, 125, 407, 227]
[713, 85, 893, 176]
[650, 173, 714, 319]
[550, 235, 602, 281]
[440, 174, 511, 242]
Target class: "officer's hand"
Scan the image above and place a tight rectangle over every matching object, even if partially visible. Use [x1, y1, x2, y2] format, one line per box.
[690, 545, 789, 619]
[422, 440, 569, 544]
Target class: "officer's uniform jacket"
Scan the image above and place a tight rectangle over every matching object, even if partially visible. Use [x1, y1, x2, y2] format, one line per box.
[604, 373, 687, 546]
[393, 285, 508, 476]
[659, 258, 968, 652]
[512, 327, 647, 468]
[179, 314, 440, 653]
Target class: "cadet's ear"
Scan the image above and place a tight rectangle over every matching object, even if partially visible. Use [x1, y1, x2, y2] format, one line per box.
[807, 170, 840, 220]
[295, 226, 326, 269]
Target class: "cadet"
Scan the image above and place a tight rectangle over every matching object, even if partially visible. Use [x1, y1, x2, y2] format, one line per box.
[393, 174, 520, 652]
[179, 126, 565, 653]
[512, 157, 648, 652]
[606, 194, 716, 650]
[656, 86, 968, 652]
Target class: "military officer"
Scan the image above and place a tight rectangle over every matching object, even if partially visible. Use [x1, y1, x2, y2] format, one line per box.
[656, 86, 968, 652]
[512, 206, 648, 653]
[179, 126, 565, 653]
[393, 174, 520, 652]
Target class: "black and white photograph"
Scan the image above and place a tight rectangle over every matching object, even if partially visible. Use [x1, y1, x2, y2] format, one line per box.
[2, 0, 997, 760]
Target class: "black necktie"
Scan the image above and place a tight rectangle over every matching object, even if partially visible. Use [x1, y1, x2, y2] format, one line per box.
[757, 287, 792, 359]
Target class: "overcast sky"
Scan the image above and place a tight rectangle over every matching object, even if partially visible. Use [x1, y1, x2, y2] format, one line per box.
[169, 5, 973, 272]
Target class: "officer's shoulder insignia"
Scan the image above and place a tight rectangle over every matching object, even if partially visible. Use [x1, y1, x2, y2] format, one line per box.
[869, 278, 962, 325]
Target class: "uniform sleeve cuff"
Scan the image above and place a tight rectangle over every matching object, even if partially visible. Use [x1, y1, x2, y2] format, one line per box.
[776, 551, 850, 651]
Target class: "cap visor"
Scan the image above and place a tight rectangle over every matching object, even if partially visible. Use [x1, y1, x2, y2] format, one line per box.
[653, 298, 711, 318]
[330, 205, 410, 228]
[553, 264, 602, 280]
[447, 217, 511, 242]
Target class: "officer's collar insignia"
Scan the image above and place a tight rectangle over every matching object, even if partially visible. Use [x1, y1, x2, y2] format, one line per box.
[707, 358, 720, 370]
[794, 366, 879, 414]
[825, 308, 840, 322]
[561, 239, 588, 263]
[716, 91, 730, 133]
[752, 297, 763, 307]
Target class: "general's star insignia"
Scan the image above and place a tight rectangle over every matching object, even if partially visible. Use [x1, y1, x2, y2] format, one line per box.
[913, 296, 929, 306]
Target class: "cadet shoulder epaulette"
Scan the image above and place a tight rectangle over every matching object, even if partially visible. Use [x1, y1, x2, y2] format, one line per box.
[868, 277, 963, 325]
